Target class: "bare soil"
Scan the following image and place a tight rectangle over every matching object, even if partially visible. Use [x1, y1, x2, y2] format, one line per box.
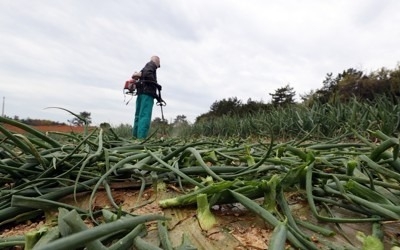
[0, 183, 273, 249]
[2, 124, 94, 134]
[2, 182, 398, 249]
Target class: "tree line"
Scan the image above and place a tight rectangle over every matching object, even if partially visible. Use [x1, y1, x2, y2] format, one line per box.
[6, 111, 92, 127]
[5, 116, 67, 126]
[194, 65, 400, 123]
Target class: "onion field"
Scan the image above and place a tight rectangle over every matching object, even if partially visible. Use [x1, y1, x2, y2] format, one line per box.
[1, 97, 400, 249]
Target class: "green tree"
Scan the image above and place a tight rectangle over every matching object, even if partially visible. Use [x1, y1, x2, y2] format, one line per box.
[300, 89, 315, 106]
[69, 111, 92, 126]
[151, 117, 168, 127]
[336, 68, 365, 101]
[173, 115, 189, 127]
[269, 84, 296, 106]
[239, 98, 270, 114]
[389, 65, 400, 96]
[314, 72, 340, 103]
[151, 117, 169, 137]
[195, 97, 243, 123]
[210, 97, 242, 116]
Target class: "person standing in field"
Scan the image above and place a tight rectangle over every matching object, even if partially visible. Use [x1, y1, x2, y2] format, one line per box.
[131, 55, 162, 139]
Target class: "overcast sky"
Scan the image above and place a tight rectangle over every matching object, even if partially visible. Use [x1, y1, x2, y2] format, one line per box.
[1, 1, 400, 126]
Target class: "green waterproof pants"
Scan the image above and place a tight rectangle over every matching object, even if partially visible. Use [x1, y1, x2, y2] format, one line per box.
[132, 94, 154, 139]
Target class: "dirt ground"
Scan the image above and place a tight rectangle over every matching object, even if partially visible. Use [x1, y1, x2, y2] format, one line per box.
[2, 181, 398, 250]
[2, 124, 93, 134]
[0, 185, 271, 249]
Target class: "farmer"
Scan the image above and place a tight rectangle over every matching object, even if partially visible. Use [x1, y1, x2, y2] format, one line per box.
[131, 55, 162, 139]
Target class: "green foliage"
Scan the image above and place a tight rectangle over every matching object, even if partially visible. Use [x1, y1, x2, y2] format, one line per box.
[68, 111, 92, 126]
[195, 97, 270, 123]
[209, 97, 242, 117]
[269, 84, 296, 106]
[173, 115, 189, 127]
[310, 65, 400, 104]
[6, 64, 400, 143]
[150, 117, 169, 137]
[10, 116, 67, 126]
[186, 65, 400, 139]
[183, 95, 400, 139]
[111, 123, 132, 138]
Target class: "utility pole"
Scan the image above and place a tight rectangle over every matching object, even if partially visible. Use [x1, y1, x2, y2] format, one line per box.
[1, 96, 4, 117]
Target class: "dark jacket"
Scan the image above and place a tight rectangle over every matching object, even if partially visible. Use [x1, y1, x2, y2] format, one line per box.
[137, 61, 161, 99]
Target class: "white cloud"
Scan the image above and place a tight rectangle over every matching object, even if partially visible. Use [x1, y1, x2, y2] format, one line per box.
[1, 0, 400, 125]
